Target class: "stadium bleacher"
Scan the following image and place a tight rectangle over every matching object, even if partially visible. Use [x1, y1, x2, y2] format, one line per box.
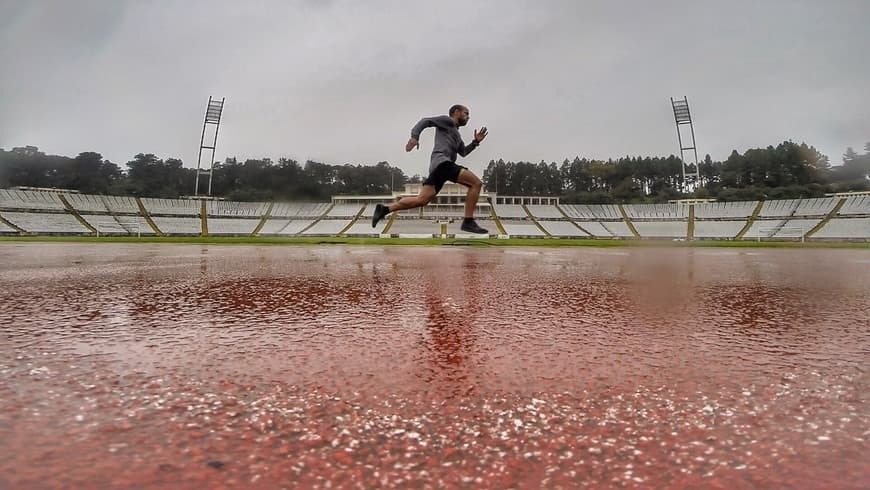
[258, 219, 316, 235]
[771, 219, 822, 238]
[270, 202, 330, 218]
[92, 216, 153, 236]
[559, 204, 622, 220]
[526, 205, 564, 219]
[538, 220, 589, 237]
[60, 193, 143, 235]
[813, 217, 870, 238]
[1, 211, 90, 233]
[206, 200, 270, 217]
[101, 195, 141, 214]
[343, 219, 389, 236]
[140, 198, 199, 216]
[600, 221, 634, 238]
[693, 201, 758, 219]
[151, 216, 202, 235]
[64, 193, 109, 213]
[326, 203, 364, 218]
[838, 196, 870, 216]
[744, 220, 785, 239]
[792, 197, 838, 217]
[758, 199, 801, 217]
[572, 221, 613, 238]
[207, 218, 261, 235]
[633, 221, 687, 238]
[1, 191, 867, 240]
[492, 204, 527, 219]
[0, 189, 66, 211]
[623, 204, 688, 220]
[301, 219, 354, 235]
[693, 220, 747, 239]
[421, 205, 489, 218]
[0, 219, 17, 233]
[499, 220, 546, 237]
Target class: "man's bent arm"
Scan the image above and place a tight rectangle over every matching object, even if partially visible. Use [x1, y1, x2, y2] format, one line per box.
[458, 138, 479, 157]
[410, 115, 454, 139]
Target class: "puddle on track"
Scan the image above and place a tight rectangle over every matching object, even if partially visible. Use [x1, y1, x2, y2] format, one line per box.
[1, 243, 867, 488]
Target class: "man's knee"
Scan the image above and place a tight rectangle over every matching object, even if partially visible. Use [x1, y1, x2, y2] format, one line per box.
[459, 170, 482, 189]
[416, 193, 433, 206]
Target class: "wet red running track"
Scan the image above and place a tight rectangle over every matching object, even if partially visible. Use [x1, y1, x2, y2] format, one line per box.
[1, 243, 868, 488]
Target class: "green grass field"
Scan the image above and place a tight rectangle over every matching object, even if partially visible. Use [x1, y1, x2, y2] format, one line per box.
[0, 235, 866, 248]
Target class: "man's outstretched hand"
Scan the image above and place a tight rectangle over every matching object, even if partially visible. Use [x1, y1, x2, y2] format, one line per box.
[405, 137, 419, 152]
[474, 126, 488, 143]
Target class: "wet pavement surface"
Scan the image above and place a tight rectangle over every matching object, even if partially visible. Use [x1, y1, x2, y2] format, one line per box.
[0, 243, 867, 488]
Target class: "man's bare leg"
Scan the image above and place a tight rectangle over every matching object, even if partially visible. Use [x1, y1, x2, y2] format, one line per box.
[388, 185, 436, 213]
[372, 185, 435, 228]
[456, 169, 483, 218]
[455, 170, 488, 234]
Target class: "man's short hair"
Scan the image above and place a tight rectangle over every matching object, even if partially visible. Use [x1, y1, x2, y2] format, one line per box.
[449, 104, 466, 116]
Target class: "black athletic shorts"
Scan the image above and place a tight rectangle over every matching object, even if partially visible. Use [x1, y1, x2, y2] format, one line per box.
[422, 161, 467, 194]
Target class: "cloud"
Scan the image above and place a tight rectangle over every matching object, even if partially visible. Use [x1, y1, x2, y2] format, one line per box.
[2, 0, 868, 177]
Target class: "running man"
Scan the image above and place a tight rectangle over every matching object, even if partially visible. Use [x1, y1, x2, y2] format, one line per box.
[372, 104, 489, 234]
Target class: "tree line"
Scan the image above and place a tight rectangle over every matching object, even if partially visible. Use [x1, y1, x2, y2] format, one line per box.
[483, 141, 870, 203]
[1, 140, 868, 203]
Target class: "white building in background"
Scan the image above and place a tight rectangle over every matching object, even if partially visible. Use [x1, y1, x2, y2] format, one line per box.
[331, 183, 559, 207]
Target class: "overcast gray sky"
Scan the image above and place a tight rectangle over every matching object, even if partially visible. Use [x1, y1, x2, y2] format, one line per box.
[1, 0, 868, 177]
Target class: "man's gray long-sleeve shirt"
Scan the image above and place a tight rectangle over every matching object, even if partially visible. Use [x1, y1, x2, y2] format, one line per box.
[410, 115, 479, 174]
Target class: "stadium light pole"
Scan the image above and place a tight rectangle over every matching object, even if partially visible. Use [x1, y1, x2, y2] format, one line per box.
[670, 96, 700, 191]
[195, 96, 225, 196]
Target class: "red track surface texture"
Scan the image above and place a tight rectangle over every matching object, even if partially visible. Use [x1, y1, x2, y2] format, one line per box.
[1, 244, 867, 488]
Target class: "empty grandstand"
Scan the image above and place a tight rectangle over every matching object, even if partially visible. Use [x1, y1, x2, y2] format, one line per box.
[1, 211, 90, 234]
[693, 220, 747, 239]
[499, 220, 546, 237]
[0, 220, 17, 233]
[792, 197, 838, 217]
[838, 195, 870, 216]
[207, 218, 261, 236]
[0, 189, 66, 211]
[632, 221, 687, 239]
[694, 201, 758, 219]
[574, 221, 615, 238]
[326, 203, 364, 218]
[258, 202, 331, 236]
[302, 218, 354, 236]
[623, 203, 688, 220]
[140, 198, 200, 216]
[0, 185, 867, 240]
[526, 205, 564, 219]
[207, 200, 270, 217]
[560, 204, 622, 220]
[491, 204, 528, 219]
[812, 217, 870, 239]
[600, 220, 635, 238]
[538, 220, 589, 238]
[204, 201, 269, 236]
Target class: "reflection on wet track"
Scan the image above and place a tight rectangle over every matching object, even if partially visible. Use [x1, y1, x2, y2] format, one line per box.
[1, 244, 867, 488]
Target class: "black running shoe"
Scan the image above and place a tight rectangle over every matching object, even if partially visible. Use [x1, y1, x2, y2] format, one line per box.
[372, 203, 389, 228]
[460, 218, 488, 234]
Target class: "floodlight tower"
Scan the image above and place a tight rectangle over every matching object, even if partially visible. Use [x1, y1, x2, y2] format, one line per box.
[670, 96, 700, 189]
[194, 96, 225, 196]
